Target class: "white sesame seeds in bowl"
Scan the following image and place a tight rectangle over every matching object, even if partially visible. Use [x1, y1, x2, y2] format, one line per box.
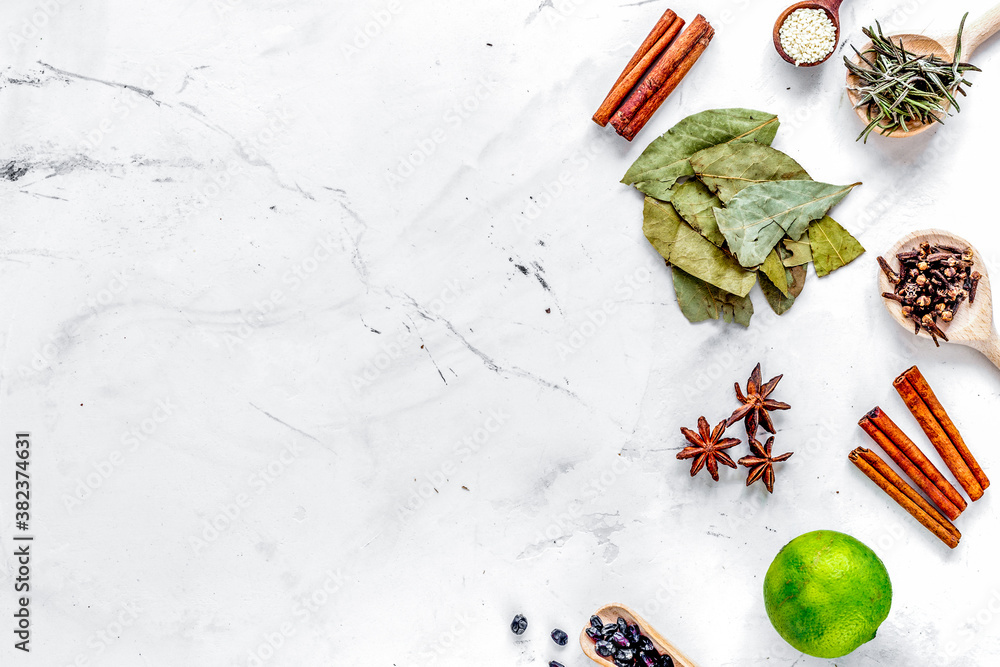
[777, 7, 838, 66]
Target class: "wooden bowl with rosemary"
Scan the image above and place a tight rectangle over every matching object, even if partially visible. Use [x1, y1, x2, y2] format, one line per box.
[845, 9, 1000, 141]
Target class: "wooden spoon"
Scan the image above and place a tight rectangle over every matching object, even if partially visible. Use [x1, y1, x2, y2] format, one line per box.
[580, 603, 700, 667]
[773, 0, 844, 66]
[847, 5, 1000, 138]
[878, 229, 1000, 369]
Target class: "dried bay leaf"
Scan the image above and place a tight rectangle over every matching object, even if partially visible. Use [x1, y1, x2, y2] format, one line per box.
[760, 273, 793, 315]
[690, 143, 811, 203]
[781, 238, 813, 266]
[622, 109, 780, 202]
[642, 196, 683, 255]
[788, 264, 807, 298]
[715, 180, 861, 267]
[761, 249, 790, 297]
[809, 216, 866, 277]
[671, 180, 725, 247]
[642, 197, 757, 297]
[761, 264, 807, 315]
[673, 267, 754, 327]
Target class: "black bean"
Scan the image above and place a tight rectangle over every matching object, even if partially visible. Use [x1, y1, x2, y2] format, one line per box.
[510, 614, 527, 635]
[595, 640, 614, 657]
[614, 648, 635, 665]
[590, 615, 604, 629]
[586, 627, 601, 641]
[549, 662, 565, 667]
[626, 623, 640, 644]
[642, 650, 662, 665]
[611, 631, 629, 647]
[601, 625, 618, 640]
[617, 617, 628, 633]
[640, 655, 657, 667]
[638, 636, 654, 652]
[551, 628, 568, 646]
[660, 655, 675, 667]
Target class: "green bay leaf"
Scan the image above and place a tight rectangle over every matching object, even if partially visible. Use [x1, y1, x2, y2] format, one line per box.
[781, 238, 813, 266]
[788, 264, 807, 298]
[642, 197, 756, 297]
[761, 248, 790, 297]
[671, 180, 725, 247]
[809, 216, 866, 277]
[714, 180, 861, 267]
[690, 143, 811, 203]
[760, 264, 806, 315]
[622, 109, 780, 202]
[642, 195, 683, 258]
[672, 267, 754, 327]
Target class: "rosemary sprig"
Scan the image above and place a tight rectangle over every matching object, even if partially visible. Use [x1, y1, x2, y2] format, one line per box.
[846, 13, 981, 142]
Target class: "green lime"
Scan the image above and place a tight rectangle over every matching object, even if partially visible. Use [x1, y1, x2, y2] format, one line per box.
[763, 530, 892, 659]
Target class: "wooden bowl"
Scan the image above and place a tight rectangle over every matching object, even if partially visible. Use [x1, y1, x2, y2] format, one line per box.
[878, 229, 1000, 369]
[580, 603, 701, 667]
[773, 0, 844, 66]
[846, 7, 1000, 137]
[846, 35, 952, 138]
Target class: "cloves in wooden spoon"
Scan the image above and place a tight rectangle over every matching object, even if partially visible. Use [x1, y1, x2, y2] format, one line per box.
[878, 229, 1000, 370]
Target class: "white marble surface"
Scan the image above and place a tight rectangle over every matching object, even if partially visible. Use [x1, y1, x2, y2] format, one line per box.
[3, 0, 1000, 665]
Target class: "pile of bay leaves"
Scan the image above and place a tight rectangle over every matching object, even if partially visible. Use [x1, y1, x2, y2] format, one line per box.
[623, 108, 865, 326]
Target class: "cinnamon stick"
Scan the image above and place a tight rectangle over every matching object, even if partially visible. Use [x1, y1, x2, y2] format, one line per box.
[894, 370, 984, 501]
[849, 447, 961, 549]
[611, 16, 714, 141]
[859, 407, 965, 520]
[617, 28, 714, 142]
[592, 10, 685, 126]
[903, 366, 989, 491]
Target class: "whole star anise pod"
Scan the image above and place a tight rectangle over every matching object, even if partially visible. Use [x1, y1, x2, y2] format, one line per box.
[677, 416, 741, 481]
[738, 436, 793, 493]
[727, 363, 790, 437]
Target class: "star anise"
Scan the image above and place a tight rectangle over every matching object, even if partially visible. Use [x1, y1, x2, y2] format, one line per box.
[677, 416, 741, 481]
[738, 436, 793, 493]
[727, 363, 790, 437]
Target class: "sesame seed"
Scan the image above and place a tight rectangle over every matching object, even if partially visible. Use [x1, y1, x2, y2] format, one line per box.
[779, 8, 837, 66]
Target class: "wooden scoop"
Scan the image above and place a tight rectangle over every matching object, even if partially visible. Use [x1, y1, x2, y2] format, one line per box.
[773, 0, 844, 66]
[847, 5, 1000, 137]
[879, 229, 1000, 369]
[580, 603, 700, 667]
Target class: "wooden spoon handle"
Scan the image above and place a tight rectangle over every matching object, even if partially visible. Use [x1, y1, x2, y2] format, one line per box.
[962, 2, 1000, 56]
[971, 330, 1000, 371]
[818, 0, 844, 12]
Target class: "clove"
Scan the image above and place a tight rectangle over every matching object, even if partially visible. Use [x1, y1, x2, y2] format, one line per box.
[878, 243, 978, 347]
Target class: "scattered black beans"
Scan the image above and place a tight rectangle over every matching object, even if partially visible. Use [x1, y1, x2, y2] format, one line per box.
[586, 615, 675, 667]
[549, 662, 565, 667]
[510, 614, 527, 635]
[551, 628, 568, 646]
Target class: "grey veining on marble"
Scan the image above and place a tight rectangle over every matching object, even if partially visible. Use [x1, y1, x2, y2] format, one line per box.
[2, 0, 1000, 665]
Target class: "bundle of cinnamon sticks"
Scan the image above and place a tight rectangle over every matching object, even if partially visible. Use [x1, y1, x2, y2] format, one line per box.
[592, 10, 715, 141]
[851, 366, 989, 549]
